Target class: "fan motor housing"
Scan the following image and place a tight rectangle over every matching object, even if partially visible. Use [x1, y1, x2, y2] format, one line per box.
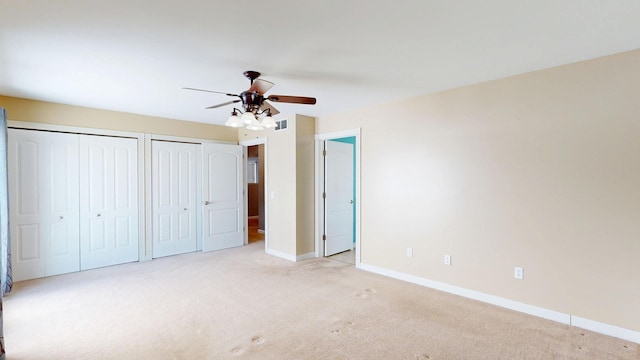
[240, 91, 264, 112]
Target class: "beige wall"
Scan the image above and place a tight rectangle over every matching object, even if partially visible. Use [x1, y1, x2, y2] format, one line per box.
[0, 96, 237, 141]
[317, 49, 640, 332]
[295, 115, 316, 256]
[239, 115, 316, 258]
[240, 117, 297, 256]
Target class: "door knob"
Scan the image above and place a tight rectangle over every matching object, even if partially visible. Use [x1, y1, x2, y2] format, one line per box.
[349, 200, 354, 204]
[184, 208, 188, 211]
[59, 216, 64, 220]
[97, 213, 101, 217]
[204, 200, 211, 205]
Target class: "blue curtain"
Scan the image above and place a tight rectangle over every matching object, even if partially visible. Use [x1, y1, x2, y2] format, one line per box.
[0, 107, 10, 359]
[0, 108, 10, 295]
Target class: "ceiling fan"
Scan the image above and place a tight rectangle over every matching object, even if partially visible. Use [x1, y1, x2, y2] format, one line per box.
[184, 71, 316, 130]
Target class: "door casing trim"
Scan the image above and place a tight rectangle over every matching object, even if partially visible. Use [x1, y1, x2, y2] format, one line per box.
[314, 128, 361, 268]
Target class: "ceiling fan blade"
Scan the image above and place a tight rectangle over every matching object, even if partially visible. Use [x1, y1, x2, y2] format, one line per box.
[205, 99, 241, 109]
[260, 101, 280, 115]
[248, 79, 274, 95]
[267, 95, 316, 105]
[183, 87, 239, 97]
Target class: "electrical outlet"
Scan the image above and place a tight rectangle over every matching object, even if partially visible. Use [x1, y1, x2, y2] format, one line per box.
[407, 248, 413, 258]
[444, 255, 451, 266]
[514, 266, 524, 280]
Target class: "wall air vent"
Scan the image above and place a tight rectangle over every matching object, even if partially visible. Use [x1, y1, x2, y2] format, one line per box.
[274, 119, 288, 131]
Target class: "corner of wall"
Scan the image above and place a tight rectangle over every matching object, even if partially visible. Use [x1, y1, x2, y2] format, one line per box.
[295, 115, 317, 256]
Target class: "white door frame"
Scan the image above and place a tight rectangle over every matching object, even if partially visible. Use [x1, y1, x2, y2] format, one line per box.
[315, 128, 361, 268]
[239, 137, 268, 252]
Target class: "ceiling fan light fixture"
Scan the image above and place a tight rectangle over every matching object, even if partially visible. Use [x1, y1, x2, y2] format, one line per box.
[225, 110, 243, 127]
[241, 111, 256, 125]
[186, 70, 316, 131]
[261, 115, 277, 129]
[246, 117, 264, 131]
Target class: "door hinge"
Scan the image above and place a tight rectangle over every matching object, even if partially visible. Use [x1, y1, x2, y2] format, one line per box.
[322, 150, 326, 156]
[322, 192, 326, 199]
[322, 234, 327, 241]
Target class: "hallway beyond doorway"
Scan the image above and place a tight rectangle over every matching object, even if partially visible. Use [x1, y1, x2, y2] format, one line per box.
[248, 216, 264, 243]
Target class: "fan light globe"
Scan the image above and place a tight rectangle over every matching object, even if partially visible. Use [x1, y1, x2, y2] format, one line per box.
[246, 118, 264, 131]
[262, 115, 277, 129]
[241, 112, 256, 124]
[225, 113, 243, 127]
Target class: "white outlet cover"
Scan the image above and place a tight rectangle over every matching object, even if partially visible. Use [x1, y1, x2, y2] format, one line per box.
[407, 248, 413, 258]
[514, 266, 524, 279]
[444, 255, 451, 265]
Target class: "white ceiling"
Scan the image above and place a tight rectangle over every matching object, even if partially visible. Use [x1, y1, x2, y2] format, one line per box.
[1, 1, 640, 125]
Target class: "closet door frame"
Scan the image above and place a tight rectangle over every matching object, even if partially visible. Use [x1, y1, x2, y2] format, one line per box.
[7, 121, 147, 260]
[8, 122, 238, 263]
[143, 134, 236, 261]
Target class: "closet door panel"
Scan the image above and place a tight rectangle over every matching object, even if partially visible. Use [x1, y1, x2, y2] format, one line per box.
[151, 140, 198, 258]
[202, 143, 243, 252]
[80, 135, 138, 270]
[9, 129, 80, 280]
[45, 136, 80, 276]
[11, 137, 43, 280]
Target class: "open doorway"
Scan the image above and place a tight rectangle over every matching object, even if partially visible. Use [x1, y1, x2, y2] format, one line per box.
[241, 137, 268, 251]
[247, 144, 265, 243]
[315, 129, 361, 268]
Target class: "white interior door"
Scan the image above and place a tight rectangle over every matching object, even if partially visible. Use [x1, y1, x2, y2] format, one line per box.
[79, 135, 138, 270]
[202, 143, 243, 251]
[152, 140, 198, 258]
[324, 140, 354, 256]
[8, 129, 80, 280]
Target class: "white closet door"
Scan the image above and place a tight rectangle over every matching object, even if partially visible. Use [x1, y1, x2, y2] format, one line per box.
[8, 129, 80, 281]
[202, 143, 243, 252]
[152, 140, 198, 258]
[79, 135, 139, 270]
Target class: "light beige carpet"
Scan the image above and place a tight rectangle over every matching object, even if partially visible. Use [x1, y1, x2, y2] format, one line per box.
[4, 241, 638, 359]
[327, 249, 355, 265]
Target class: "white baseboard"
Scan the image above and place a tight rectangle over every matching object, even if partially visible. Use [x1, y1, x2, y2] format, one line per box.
[266, 248, 296, 262]
[360, 263, 639, 344]
[265, 249, 316, 263]
[296, 252, 316, 262]
[571, 316, 640, 344]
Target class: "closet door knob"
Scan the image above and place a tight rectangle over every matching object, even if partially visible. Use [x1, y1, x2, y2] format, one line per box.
[59, 216, 64, 220]
[204, 200, 211, 205]
[97, 213, 101, 217]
